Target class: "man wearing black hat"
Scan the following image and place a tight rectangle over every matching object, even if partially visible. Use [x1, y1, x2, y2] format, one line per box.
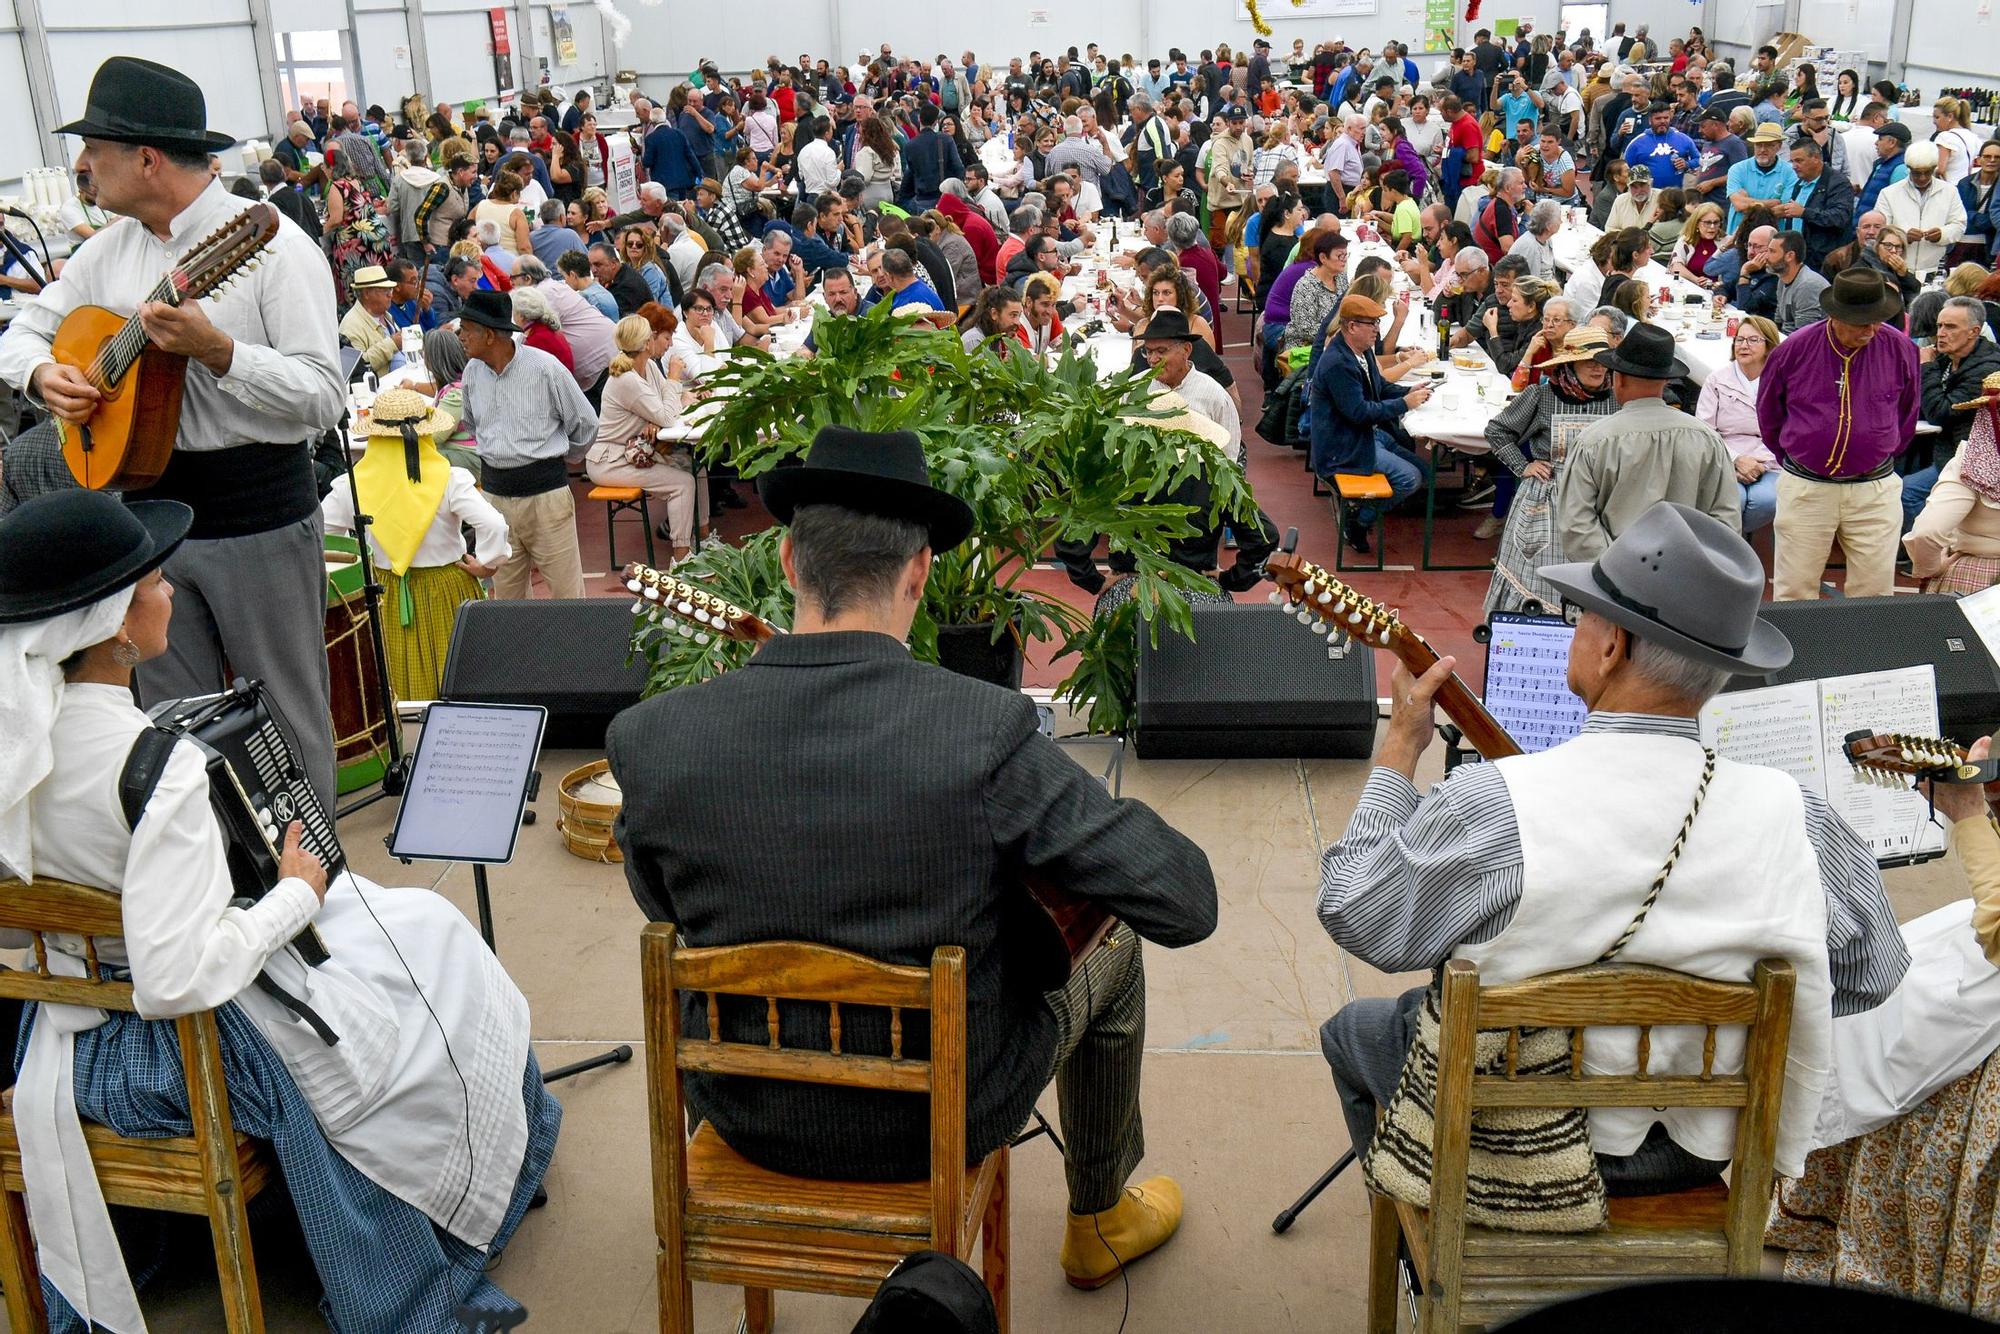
[1320, 500, 1906, 1205]
[0, 55, 345, 813]
[453, 289, 596, 600]
[609, 426, 1218, 1292]
[1556, 324, 1739, 561]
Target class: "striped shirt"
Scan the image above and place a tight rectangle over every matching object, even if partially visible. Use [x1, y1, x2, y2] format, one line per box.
[1317, 712, 1910, 1016]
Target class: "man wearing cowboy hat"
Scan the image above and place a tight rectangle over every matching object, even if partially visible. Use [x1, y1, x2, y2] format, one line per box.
[1320, 501, 1907, 1196]
[0, 54, 345, 813]
[1725, 122, 1797, 232]
[1757, 266, 1922, 599]
[1555, 324, 1737, 562]
[338, 264, 407, 375]
[609, 425, 1218, 1291]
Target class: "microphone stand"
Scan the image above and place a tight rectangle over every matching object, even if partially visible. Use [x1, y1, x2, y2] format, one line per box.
[334, 422, 414, 819]
[0, 228, 47, 293]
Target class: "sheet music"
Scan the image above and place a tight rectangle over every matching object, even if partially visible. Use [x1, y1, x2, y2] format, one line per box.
[1482, 615, 1587, 753]
[390, 702, 547, 864]
[1699, 666, 1944, 863]
[1817, 667, 1945, 862]
[1956, 584, 2000, 667]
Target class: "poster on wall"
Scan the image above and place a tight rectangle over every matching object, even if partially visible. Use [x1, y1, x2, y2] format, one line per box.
[488, 8, 515, 100]
[1233, 0, 1378, 20]
[551, 6, 578, 66]
[606, 134, 639, 214]
[1423, 0, 1454, 51]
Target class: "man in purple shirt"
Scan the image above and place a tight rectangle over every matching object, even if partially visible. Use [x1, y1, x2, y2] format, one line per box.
[1757, 268, 1921, 600]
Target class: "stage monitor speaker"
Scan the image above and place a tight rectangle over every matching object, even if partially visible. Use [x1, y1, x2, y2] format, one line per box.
[1134, 603, 1378, 759]
[440, 598, 647, 750]
[1724, 594, 2000, 746]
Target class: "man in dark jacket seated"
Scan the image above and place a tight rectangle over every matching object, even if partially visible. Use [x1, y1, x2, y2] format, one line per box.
[609, 427, 1219, 1292]
[1310, 292, 1434, 552]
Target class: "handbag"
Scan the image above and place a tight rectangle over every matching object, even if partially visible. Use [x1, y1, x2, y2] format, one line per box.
[1361, 747, 1718, 1233]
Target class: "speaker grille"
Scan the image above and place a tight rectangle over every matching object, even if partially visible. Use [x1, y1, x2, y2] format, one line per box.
[441, 599, 648, 749]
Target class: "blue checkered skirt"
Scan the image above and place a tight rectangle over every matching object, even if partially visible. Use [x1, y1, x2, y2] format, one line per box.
[21, 999, 561, 1332]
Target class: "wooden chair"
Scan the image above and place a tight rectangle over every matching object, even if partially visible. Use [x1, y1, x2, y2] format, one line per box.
[588, 484, 656, 568]
[643, 924, 1008, 1334]
[0, 878, 276, 1333]
[1366, 957, 1796, 1334]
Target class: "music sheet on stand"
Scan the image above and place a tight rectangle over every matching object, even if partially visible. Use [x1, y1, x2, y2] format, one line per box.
[1482, 616, 1587, 753]
[1699, 666, 1943, 863]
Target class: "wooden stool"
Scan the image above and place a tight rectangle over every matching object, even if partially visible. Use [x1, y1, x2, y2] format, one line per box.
[588, 485, 655, 568]
[1332, 473, 1393, 572]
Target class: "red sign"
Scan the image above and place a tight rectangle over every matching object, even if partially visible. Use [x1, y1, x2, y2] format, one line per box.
[488, 8, 511, 54]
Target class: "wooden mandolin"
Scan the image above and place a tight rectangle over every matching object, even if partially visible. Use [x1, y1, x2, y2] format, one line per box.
[622, 561, 1116, 990]
[53, 203, 281, 491]
[1264, 548, 1526, 762]
[1842, 731, 2000, 820]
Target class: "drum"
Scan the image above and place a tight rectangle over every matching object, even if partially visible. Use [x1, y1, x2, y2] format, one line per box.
[324, 535, 397, 795]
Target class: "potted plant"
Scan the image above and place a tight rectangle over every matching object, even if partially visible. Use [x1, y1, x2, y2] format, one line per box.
[629, 301, 1257, 734]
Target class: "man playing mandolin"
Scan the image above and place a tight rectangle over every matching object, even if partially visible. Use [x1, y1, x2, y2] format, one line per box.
[608, 426, 1219, 1290]
[1316, 502, 1912, 1213]
[0, 57, 345, 811]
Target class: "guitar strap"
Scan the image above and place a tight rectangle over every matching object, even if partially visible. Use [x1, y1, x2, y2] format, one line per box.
[118, 729, 342, 1046]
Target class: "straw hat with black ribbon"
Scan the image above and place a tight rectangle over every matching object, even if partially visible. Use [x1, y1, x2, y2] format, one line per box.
[351, 389, 454, 579]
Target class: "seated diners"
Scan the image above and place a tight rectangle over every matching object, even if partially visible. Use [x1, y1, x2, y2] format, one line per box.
[1321, 500, 1906, 1214]
[1905, 295, 2000, 530]
[1908, 372, 2000, 594]
[958, 284, 1025, 354]
[589, 311, 709, 563]
[1693, 316, 1783, 533]
[1310, 291, 1434, 553]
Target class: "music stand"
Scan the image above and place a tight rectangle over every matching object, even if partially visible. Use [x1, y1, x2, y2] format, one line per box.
[388, 701, 632, 1085]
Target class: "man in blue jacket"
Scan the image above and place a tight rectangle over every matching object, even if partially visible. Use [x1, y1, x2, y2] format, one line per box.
[1960, 139, 2000, 260]
[898, 103, 964, 212]
[642, 116, 705, 199]
[1310, 292, 1433, 553]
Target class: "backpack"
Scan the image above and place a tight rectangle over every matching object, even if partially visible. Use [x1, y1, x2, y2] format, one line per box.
[850, 1251, 997, 1334]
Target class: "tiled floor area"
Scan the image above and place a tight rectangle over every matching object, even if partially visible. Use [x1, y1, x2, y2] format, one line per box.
[31, 303, 1952, 1333]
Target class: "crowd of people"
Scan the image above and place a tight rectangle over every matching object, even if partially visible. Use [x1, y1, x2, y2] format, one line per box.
[9, 28, 2000, 1328]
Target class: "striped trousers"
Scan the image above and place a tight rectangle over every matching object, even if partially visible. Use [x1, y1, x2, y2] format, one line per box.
[1043, 923, 1148, 1214]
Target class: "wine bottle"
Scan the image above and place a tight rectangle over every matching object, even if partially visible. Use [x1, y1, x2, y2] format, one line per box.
[1438, 311, 1452, 361]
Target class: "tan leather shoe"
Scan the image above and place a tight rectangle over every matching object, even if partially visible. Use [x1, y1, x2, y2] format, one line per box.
[1059, 1176, 1185, 1290]
[1473, 514, 1505, 540]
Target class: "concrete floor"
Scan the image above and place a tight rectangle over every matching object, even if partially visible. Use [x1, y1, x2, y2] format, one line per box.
[43, 731, 1967, 1333]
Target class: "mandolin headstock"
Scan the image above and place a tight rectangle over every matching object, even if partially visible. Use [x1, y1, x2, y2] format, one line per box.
[1264, 550, 1406, 660]
[623, 562, 780, 644]
[1842, 730, 1975, 785]
[174, 203, 281, 303]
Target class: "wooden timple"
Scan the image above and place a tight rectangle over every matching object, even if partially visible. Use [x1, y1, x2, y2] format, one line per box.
[1265, 550, 1526, 761]
[53, 203, 280, 490]
[621, 560, 1115, 988]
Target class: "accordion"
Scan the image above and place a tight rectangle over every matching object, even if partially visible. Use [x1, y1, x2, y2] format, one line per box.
[127, 679, 338, 966]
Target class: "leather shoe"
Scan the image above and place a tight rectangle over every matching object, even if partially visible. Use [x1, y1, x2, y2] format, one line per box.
[1343, 517, 1373, 554]
[1059, 1176, 1184, 1290]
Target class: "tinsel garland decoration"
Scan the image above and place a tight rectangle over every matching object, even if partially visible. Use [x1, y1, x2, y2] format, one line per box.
[1244, 0, 1308, 38]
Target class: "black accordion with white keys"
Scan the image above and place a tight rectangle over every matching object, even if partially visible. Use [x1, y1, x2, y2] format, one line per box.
[123, 678, 337, 966]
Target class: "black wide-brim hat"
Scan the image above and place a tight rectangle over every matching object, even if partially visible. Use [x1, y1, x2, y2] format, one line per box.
[1594, 322, 1688, 381]
[0, 491, 192, 624]
[1820, 266, 1905, 324]
[57, 56, 238, 154]
[759, 426, 976, 551]
[458, 289, 523, 333]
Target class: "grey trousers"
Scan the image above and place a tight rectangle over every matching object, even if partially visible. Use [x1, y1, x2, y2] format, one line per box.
[137, 515, 338, 818]
[1043, 922, 1148, 1214]
[1320, 985, 1728, 1196]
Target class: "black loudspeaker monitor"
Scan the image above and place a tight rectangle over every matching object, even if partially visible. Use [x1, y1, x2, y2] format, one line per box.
[440, 599, 648, 749]
[1134, 603, 1379, 758]
[1724, 595, 2000, 746]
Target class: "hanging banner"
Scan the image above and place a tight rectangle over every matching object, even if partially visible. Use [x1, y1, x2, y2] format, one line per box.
[551, 6, 578, 66]
[488, 9, 515, 99]
[606, 134, 639, 213]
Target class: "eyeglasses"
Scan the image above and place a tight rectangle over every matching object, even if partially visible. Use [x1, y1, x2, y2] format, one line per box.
[1877, 240, 1906, 252]
[1559, 600, 1585, 626]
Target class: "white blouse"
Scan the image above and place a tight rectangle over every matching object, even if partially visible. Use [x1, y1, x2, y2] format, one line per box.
[320, 465, 511, 569]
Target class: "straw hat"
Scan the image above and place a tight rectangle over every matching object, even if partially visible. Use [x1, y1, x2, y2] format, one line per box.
[349, 264, 396, 291]
[1127, 389, 1231, 451]
[1539, 325, 1613, 367]
[364, 388, 453, 439]
[1952, 371, 2000, 413]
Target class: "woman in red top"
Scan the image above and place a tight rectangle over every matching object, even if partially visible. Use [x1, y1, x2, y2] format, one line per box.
[729, 246, 789, 337]
[771, 72, 798, 124]
[511, 287, 575, 375]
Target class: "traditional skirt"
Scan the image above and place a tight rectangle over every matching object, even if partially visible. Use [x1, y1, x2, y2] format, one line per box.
[1922, 555, 2000, 598]
[381, 563, 485, 703]
[1484, 410, 1608, 618]
[1770, 1046, 2000, 1318]
[23, 1002, 560, 1333]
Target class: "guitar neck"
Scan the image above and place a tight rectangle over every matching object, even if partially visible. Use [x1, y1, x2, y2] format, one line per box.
[1388, 632, 1523, 761]
[94, 274, 180, 388]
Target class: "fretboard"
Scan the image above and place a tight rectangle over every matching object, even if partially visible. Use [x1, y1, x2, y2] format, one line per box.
[91, 272, 181, 389]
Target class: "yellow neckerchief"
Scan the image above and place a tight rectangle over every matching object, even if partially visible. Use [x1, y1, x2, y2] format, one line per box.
[351, 427, 450, 576]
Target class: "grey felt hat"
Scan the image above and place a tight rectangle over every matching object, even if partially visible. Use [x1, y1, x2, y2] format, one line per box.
[1538, 502, 1793, 674]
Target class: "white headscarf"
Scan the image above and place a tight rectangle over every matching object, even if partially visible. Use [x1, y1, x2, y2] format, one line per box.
[0, 589, 136, 883]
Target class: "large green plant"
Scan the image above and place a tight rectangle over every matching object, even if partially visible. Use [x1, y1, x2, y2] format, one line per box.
[637, 302, 1257, 732]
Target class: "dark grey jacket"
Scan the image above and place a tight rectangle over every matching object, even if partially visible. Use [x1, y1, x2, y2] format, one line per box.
[609, 630, 1217, 1180]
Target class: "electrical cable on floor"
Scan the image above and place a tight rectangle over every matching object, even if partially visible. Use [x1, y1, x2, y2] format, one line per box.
[1298, 758, 1358, 1007]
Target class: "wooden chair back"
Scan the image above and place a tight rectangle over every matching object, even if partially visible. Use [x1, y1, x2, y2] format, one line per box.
[0, 877, 266, 1333]
[642, 923, 971, 1254]
[1414, 957, 1795, 1333]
